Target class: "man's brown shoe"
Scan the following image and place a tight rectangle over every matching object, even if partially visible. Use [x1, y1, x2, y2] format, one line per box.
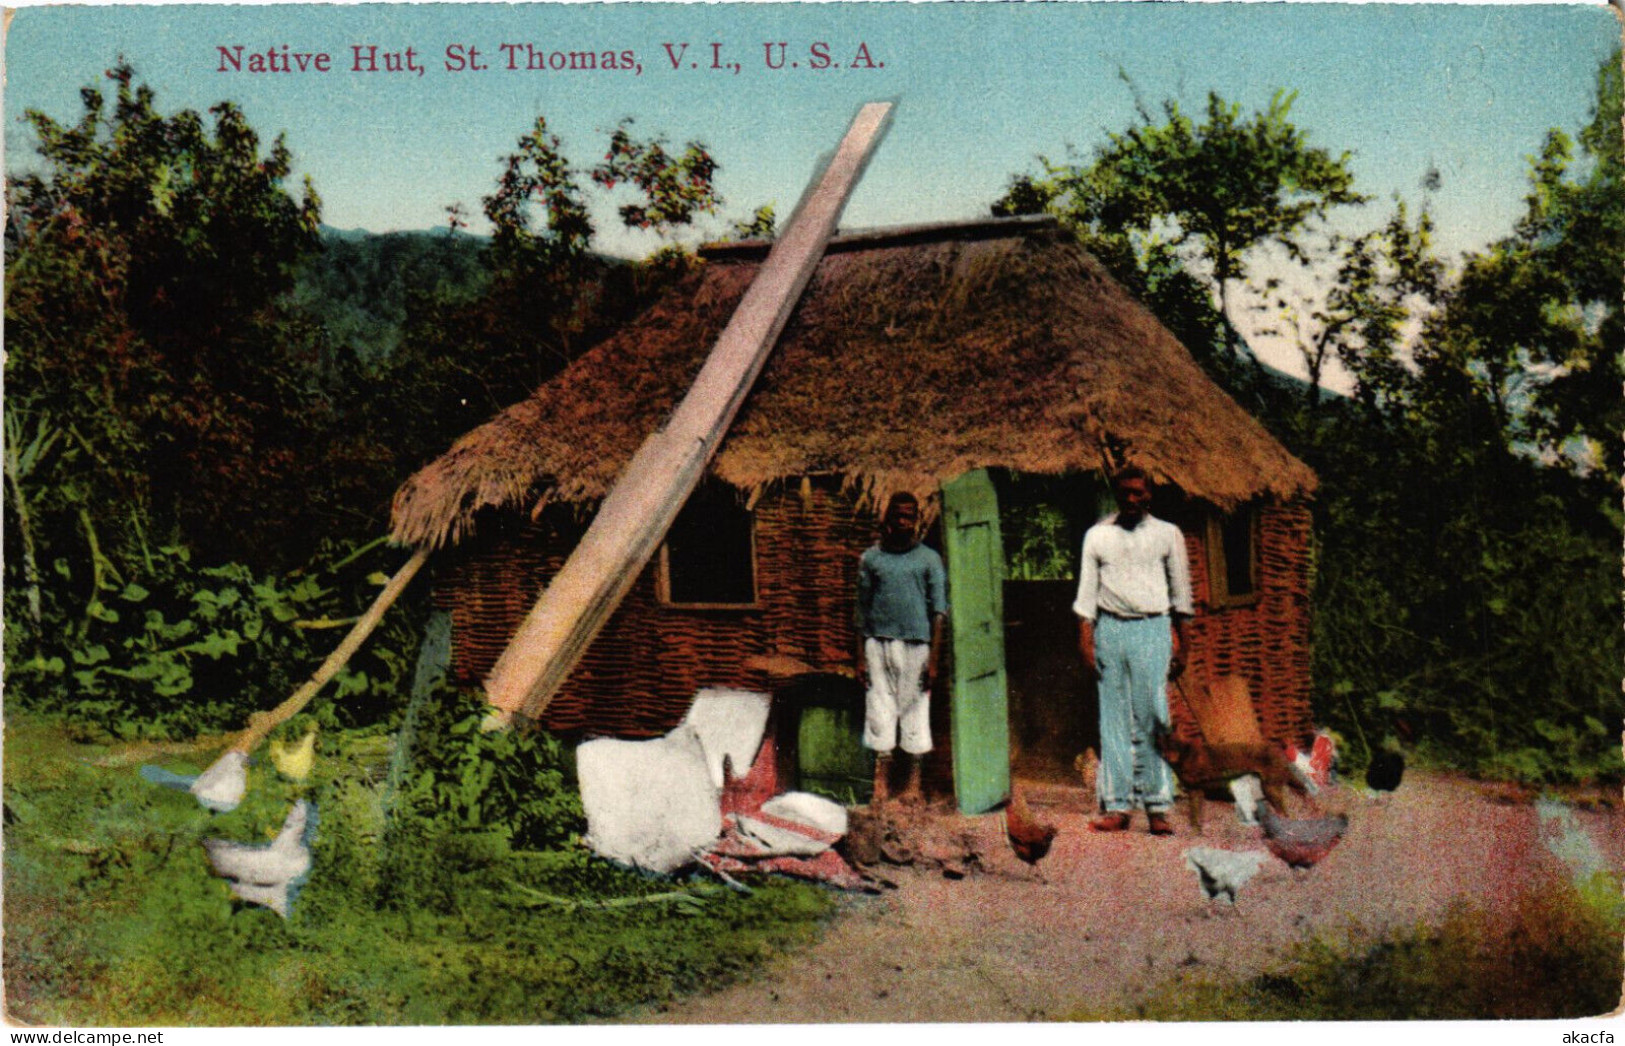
[1090, 812, 1132, 832]
[1147, 813, 1174, 836]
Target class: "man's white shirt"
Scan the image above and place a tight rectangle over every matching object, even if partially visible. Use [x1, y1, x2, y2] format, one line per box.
[1072, 513, 1195, 621]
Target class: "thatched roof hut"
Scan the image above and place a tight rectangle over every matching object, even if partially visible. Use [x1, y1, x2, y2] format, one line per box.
[391, 215, 1314, 550]
[393, 215, 1319, 808]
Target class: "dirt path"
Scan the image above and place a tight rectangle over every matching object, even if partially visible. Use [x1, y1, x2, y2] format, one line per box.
[641, 773, 1622, 1023]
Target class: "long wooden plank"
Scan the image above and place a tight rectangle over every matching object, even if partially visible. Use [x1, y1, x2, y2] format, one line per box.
[485, 102, 894, 720]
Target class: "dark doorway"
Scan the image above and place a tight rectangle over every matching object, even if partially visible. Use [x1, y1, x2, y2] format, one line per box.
[1004, 581, 1095, 781]
[993, 471, 1107, 784]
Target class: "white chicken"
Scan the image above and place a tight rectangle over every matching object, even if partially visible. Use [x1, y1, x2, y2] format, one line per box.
[189, 750, 248, 813]
[1183, 847, 1269, 905]
[202, 800, 316, 918]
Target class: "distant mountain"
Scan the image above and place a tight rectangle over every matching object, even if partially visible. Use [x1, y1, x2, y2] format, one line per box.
[292, 227, 490, 364]
[317, 224, 484, 243]
[317, 225, 373, 242]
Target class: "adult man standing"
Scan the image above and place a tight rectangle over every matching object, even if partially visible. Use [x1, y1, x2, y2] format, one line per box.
[856, 492, 948, 806]
[1074, 467, 1193, 835]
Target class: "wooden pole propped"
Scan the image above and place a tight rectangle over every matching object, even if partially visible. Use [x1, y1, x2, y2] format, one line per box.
[484, 102, 894, 722]
[231, 548, 430, 754]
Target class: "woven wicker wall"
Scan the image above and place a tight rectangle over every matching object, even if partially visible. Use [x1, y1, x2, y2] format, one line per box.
[435, 481, 875, 737]
[431, 514, 559, 696]
[435, 489, 1316, 754]
[1180, 503, 1316, 748]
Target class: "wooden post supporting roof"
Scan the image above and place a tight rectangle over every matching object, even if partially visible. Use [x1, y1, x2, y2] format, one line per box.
[484, 102, 894, 721]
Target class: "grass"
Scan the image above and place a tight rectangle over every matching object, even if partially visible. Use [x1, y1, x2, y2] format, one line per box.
[3, 713, 837, 1026]
[1069, 870, 1625, 1021]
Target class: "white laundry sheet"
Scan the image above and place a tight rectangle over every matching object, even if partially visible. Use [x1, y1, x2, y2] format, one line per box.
[679, 688, 772, 788]
[729, 814, 834, 857]
[761, 791, 848, 837]
[578, 724, 720, 873]
[576, 688, 773, 874]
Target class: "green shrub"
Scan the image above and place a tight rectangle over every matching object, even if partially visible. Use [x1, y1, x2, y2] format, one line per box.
[4, 713, 836, 1026]
[6, 540, 424, 740]
[1313, 495, 1622, 786]
[395, 687, 585, 850]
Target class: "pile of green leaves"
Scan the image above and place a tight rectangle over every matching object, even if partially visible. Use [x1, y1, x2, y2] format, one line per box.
[378, 688, 586, 909]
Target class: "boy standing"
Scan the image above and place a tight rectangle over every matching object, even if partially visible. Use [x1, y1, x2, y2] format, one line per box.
[855, 493, 948, 806]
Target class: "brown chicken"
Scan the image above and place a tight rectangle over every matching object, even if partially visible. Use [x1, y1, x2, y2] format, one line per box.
[1259, 804, 1349, 868]
[1004, 785, 1059, 875]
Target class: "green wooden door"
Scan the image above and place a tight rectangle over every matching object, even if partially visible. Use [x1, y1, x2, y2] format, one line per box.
[943, 469, 1010, 814]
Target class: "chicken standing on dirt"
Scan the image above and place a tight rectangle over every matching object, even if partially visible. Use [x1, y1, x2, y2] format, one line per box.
[1259, 805, 1349, 868]
[1183, 847, 1268, 906]
[1005, 786, 1059, 878]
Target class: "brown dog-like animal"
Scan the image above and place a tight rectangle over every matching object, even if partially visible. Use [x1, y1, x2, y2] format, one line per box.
[1153, 721, 1313, 833]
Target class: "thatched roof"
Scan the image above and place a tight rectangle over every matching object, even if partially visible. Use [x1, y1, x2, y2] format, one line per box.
[391, 215, 1316, 549]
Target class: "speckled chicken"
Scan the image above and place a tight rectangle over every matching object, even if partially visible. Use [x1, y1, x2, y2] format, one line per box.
[1259, 804, 1349, 869]
[1184, 847, 1269, 904]
[1004, 785, 1059, 873]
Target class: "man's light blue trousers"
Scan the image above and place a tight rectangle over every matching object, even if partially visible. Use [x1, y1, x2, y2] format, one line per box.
[1094, 613, 1175, 813]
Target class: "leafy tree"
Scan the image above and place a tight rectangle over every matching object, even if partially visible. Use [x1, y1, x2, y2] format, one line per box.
[728, 203, 778, 241]
[1326, 51, 1622, 480]
[5, 62, 325, 570]
[372, 116, 724, 477]
[1251, 198, 1444, 412]
[1001, 69, 1622, 783]
[1299, 54, 1623, 782]
[484, 115, 595, 280]
[481, 115, 721, 280]
[591, 117, 721, 233]
[1002, 89, 1365, 362]
[1422, 53, 1623, 473]
[478, 113, 721, 368]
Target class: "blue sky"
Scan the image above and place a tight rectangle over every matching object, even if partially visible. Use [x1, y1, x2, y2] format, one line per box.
[4, 3, 1617, 383]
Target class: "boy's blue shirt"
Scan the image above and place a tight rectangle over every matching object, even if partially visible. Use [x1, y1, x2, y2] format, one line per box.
[856, 541, 948, 642]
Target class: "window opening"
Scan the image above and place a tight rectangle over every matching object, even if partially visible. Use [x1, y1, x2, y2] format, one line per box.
[1206, 507, 1259, 607]
[661, 484, 757, 607]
